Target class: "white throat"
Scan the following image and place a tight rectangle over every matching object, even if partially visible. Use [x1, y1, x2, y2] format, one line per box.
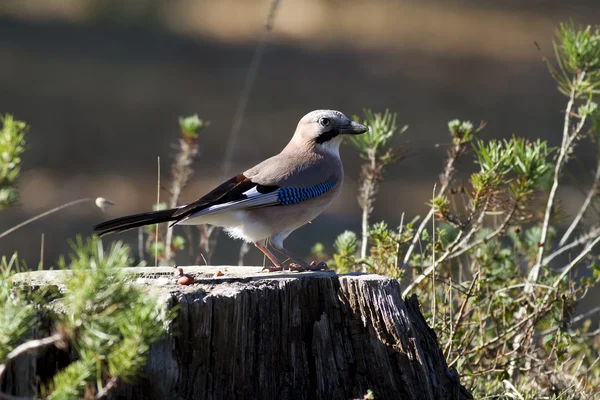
[320, 136, 343, 158]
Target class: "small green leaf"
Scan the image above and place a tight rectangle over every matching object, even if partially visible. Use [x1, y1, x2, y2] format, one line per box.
[172, 235, 185, 250]
[178, 114, 209, 140]
[152, 202, 168, 211]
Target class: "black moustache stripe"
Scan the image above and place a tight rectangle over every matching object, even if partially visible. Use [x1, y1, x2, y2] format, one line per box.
[315, 128, 339, 144]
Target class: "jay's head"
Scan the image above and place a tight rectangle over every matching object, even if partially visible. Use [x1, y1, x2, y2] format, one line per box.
[293, 110, 368, 152]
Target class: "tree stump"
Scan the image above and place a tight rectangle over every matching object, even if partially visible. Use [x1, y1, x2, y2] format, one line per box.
[8, 267, 472, 400]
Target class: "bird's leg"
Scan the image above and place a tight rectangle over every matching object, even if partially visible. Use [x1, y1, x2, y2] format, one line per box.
[270, 242, 327, 272]
[254, 241, 284, 272]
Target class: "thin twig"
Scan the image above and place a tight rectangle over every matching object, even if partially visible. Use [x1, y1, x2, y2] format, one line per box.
[218, 0, 282, 264]
[95, 376, 118, 399]
[447, 202, 518, 261]
[155, 156, 160, 267]
[581, 328, 600, 338]
[463, 303, 552, 356]
[543, 226, 600, 266]
[452, 197, 498, 253]
[532, 83, 576, 280]
[534, 305, 600, 338]
[39, 233, 44, 270]
[164, 225, 174, 264]
[551, 234, 600, 289]
[0, 198, 95, 239]
[431, 184, 437, 326]
[559, 161, 600, 246]
[402, 230, 464, 296]
[445, 272, 479, 357]
[492, 283, 556, 295]
[394, 213, 405, 272]
[403, 196, 491, 296]
[137, 227, 144, 263]
[403, 144, 461, 266]
[0, 333, 64, 381]
[532, 80, 588, 282]
[197, 225, 218, 265]
[360, 148, 378, 262]
[165, 134, 199, 262]
[220, 0, 282, 180]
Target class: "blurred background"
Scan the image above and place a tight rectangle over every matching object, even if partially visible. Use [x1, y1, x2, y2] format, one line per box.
[1, 0, 600, 268]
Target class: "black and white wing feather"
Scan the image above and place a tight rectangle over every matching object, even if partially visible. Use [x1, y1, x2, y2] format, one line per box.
[93, 173, 336, 236]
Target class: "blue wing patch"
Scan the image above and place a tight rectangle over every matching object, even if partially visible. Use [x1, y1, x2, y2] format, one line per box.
[277, 182, 337, 205]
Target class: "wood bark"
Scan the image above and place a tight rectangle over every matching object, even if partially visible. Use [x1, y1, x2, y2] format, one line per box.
[6, 267, 472, 400]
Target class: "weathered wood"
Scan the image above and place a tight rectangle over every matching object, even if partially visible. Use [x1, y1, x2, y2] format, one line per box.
[8, 267, 472, 400]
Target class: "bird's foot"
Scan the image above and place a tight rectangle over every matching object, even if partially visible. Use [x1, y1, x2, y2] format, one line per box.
[261, 265, 285, 273]
[307, 261, 328, 271]
[287, 261, 328, 272]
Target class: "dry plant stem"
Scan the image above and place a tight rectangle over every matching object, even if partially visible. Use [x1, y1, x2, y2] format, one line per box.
[551, 234, 600, 290]
[403, 207, 436, 265]
[360, 148, 378, 262]
[95, 376, 118, 399]
[403, 145, 460, 266]
[165, 138, 198, 262]
[448, 331, 476, 368]
[0, 198, 95, 239]
[164, 227, 175, 263]
[532, 79, 588, 282]
[403, 196, 490, 296]
[533, 234, 600, 361]
[197, 225, 217, 265]
[452, 197, 493, 251]
[402, 230, 464, 296]
[394, 213, 405, 272]
[443, 279, 450, 340]
[450, 265, 555, 371]
[447, 202, 518, 261]
[535, 305, 600, 338]
[138, 227, 144, 263]
[155, 156, 160, 267]
[559, 161, 600, 246]
[543, 226, 600, 265]
[444, 272, 479, 357]
[463, 303, 551, 357]
[0, 333, 64, 382]
[431, 185, 436, 326]
[582, 328, 600, 338]
[39, 233, 44, 270]
[220, 0, 282, 180]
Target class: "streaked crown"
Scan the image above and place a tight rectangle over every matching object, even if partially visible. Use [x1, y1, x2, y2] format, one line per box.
[293, 109, 368, 145]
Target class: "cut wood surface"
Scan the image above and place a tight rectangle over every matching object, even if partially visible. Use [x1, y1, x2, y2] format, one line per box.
[8, 267, 472, 400]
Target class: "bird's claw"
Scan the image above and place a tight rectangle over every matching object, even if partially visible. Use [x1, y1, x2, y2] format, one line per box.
[288, 261, 328, 272]
[286, 263, 306, 272]
[261, 261, 328, 273]
[308, 261, 328, 271]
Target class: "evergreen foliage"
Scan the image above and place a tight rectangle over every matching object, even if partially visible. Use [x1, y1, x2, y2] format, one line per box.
[1, 20, 599, 400]
[0, 114, 28, 210]
[327, 23, 600, 398]
[0, 239, 173, 399]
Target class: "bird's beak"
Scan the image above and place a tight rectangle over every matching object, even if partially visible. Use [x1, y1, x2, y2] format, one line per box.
[338, 121, 368, 135]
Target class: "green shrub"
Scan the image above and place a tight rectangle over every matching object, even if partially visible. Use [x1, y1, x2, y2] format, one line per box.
[0, 114, 28, 210]
[328, 22, 600, 399]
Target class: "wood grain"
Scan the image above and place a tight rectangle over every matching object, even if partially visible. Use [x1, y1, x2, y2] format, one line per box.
[7, 267, 472, 400]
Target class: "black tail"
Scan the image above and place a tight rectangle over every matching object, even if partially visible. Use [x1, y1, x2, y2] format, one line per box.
[93, 208, 179, 236]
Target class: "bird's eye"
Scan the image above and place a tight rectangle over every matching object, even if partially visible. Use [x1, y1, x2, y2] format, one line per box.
[319, 118, 330, 127]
